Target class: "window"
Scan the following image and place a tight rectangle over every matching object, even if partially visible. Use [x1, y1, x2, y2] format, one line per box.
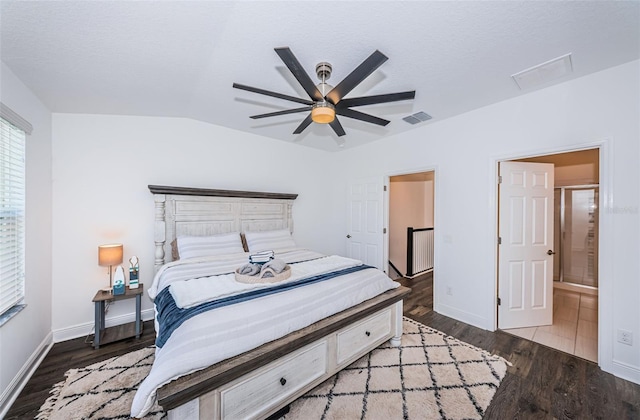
[0, 116, 26, 318]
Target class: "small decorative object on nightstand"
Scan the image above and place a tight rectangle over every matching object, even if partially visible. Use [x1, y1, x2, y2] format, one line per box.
[112, 265, 125, 295]
[129, 256, 139, 289]
[92, 284, 143, 349]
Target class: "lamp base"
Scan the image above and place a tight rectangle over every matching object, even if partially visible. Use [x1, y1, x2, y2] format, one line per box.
[101, 266, 114, 293]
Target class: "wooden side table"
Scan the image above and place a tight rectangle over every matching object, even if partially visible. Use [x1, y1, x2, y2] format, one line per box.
[92, 284, 144, 349]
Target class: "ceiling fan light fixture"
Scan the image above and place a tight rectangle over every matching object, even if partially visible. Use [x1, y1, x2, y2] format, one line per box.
[233, 47, 415, 138]
[311, 101, 335, 124]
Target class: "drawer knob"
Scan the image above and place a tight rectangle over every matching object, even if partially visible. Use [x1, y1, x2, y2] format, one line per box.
[280, 377, 287, 386]
[365, 331, 371, 337]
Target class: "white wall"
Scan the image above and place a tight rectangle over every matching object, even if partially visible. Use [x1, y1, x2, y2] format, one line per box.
[332, 60, 640, 384]
[0, 63, 53, 413]
[50, 114, 341, 339]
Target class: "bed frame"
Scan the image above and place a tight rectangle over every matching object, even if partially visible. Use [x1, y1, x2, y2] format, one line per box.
[148, 185, 410, 420]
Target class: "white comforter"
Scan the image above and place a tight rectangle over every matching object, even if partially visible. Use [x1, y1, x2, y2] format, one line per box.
[131, 249, 399, 418]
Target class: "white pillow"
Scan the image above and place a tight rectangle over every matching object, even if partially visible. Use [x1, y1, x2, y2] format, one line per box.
[244, 229, 297, 253]
[176, 232, 245, 260]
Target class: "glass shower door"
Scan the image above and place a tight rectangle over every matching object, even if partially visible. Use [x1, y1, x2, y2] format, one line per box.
[555, 186, 599, 287]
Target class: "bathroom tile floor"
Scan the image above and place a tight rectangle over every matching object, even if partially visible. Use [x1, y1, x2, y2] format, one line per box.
[503, 289, 598, 363]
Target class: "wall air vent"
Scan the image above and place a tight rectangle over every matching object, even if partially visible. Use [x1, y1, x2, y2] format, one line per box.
[403, 111, 432, 125]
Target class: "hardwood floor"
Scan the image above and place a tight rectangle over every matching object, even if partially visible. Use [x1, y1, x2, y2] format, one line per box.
[5, 322, 156, 419]
[7, 272, 640, 419]
[400, 273, 639, 419]
[396, 271, 433, 318]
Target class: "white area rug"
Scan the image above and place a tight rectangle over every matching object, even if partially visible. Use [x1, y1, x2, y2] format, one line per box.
[37, 317, 509, 419]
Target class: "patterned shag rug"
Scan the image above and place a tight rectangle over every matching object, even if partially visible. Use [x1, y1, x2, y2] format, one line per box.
[37, 317, 509, 420]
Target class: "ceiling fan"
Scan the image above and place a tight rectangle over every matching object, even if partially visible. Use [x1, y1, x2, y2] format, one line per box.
[233, 47, 415, 137]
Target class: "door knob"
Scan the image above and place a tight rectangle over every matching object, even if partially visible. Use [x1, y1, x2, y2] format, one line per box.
[346, 234, 351, 239]
[547, 250, 556, 255]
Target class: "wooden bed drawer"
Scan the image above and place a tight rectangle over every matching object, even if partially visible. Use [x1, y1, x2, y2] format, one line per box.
[336, 307, 392, 365]
[220, 340, 328, 419]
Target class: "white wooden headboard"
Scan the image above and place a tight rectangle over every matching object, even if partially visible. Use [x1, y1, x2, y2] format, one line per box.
[149, 185, 297, 272]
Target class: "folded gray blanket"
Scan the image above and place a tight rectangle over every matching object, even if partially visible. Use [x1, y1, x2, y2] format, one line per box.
[261, 258, 286, 275]
[238, 263, 261, 276]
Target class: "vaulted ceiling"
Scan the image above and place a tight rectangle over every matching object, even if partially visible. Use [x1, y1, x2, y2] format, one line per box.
[1, 1, 638, 151]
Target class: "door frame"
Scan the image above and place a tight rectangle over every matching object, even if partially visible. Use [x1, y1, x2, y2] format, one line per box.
[491, 138, 611, 368]
[384, 165, 438, 302]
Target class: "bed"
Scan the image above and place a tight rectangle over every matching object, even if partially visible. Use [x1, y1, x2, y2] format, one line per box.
[133, 185, 411, 420]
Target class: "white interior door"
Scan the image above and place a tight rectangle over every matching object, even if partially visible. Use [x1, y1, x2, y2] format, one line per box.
[347, 177, 384, 269]
[498, 161, 555, 329]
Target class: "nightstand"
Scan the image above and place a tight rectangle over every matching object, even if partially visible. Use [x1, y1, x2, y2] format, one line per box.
[92, 284, 144, 349]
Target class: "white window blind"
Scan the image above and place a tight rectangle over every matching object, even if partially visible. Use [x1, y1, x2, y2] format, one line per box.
[0, 117, 26, 316]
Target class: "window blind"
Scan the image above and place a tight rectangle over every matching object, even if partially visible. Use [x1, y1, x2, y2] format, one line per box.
[0, 117, 26, 316]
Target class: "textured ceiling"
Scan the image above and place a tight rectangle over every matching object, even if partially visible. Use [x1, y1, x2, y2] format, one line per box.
[1, 1, 638, 152]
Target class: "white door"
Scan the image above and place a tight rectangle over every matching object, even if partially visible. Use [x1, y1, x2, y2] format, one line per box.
[498, 161, 555, 329]
[347, 177, 384, 269]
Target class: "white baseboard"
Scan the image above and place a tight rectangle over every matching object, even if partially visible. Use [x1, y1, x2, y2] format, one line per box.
[0, 332, 53, 419]
[52, 308, 155, 343]
[405, 268, 433, 279]
[435, 302, 490, 331]
[611, 359, 640, 385]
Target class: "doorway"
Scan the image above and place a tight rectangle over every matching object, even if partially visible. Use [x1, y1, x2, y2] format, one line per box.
[387, 171, 435, 317]
[499, 148, 599, 363]
[387, 172, 435, 279]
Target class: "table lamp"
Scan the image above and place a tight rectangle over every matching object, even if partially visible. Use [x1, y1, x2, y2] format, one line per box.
[98, 243, 123, 292]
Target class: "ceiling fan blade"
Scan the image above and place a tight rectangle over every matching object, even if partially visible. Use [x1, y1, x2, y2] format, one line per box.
[274, 47, 324, 102]
[293, 113, 313, 134]
[336, 108, 390, 126]
[329, 117, 346, 137]
[336, 91, 416, 108]
[233, 83, 313, 105]
[250, 106, 312, 119]
[325, 50, 388, 105]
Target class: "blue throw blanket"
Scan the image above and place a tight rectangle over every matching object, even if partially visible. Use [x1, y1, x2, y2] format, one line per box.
[155, 264, 373, 347]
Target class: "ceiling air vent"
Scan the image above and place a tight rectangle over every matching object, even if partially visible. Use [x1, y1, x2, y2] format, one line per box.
[403, 111, 432, 125]
[512, 53, 573, 90]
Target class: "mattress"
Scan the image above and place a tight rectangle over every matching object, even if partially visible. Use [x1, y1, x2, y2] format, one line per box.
[131, 248, 399, 417]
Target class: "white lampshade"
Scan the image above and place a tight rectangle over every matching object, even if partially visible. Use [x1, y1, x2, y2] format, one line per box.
[98, 244, 123, 267]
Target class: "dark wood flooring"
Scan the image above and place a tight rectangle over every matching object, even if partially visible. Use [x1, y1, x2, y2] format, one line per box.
[398, 272, 640, 419]
[7, 271, 640, 419]
[5, 323, 156, 419]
